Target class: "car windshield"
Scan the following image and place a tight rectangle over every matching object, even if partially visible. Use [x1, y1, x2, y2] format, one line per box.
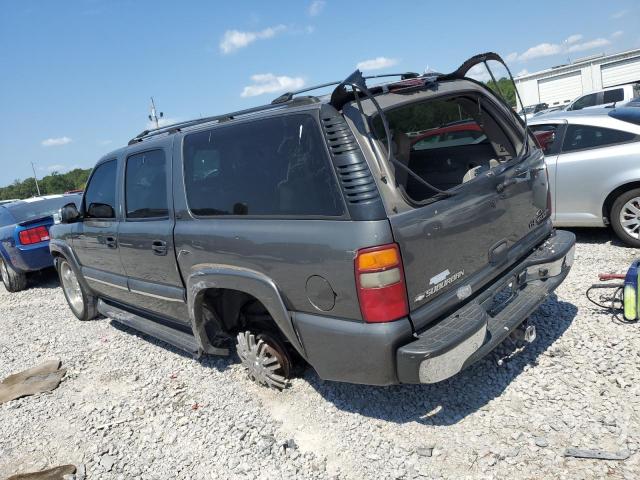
[520, 106, 535, 114]
[4, 195, 81, 224]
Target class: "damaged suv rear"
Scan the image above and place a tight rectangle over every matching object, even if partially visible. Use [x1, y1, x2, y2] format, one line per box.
[51, 53, 575, 388]
[293, 53, 575, 385]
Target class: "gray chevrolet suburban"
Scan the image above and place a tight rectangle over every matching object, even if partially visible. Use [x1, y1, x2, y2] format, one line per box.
[50, 53, 575, 389]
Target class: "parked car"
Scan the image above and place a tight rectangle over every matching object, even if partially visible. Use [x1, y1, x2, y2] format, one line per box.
[0, 194, 82, 292]
[50, 53, 575, 389]
[529, 108, 640, 246]
[518, 103, 548, 121]
[565, 83, 640, 111]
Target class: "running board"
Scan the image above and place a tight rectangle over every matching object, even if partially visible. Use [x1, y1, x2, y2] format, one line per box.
[97, 299, 199, 355]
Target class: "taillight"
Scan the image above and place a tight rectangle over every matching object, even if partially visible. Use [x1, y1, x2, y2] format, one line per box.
[355, 243, 409, 323]
[18, 226, 50, 245]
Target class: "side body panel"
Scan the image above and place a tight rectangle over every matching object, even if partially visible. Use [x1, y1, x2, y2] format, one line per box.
[117, 138, 188, 323]
[554, 140, 640, 227]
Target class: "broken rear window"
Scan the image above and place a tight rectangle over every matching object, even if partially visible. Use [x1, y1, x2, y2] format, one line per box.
[373, 96, 516, 202]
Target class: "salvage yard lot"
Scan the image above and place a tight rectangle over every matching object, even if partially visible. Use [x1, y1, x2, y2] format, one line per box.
[1, 229, 638, 480]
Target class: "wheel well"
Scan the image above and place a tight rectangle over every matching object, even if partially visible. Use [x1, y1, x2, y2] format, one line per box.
[198, 288, 280, 340]
[603, 181, 640, 221]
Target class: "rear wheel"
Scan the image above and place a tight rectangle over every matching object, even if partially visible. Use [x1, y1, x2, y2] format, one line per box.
[0, 256, 27, 292]
[610, 189, 640, 248]
[58, 258, 98, 321]
[236, 330, 294, 390]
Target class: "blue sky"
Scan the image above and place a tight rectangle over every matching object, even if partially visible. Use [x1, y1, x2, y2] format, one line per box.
[1, 0, 638, 186]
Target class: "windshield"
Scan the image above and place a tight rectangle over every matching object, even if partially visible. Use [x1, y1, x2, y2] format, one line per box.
[520, 106, 535, 115]
[4, 195, 81, 224]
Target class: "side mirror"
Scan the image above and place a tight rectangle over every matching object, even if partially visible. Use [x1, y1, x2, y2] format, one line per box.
[59, 203, 81, 224]
[87, 202, 115, 219]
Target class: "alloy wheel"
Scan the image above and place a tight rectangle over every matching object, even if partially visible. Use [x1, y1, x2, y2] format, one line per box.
[60, 262, 84, 314]
[619, 196, 640, 240]
[0, 259, 9, 286]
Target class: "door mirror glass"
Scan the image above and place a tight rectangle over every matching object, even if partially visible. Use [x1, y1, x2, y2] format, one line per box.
[59, 202, 81, 224]
[87, 202, 115, 219]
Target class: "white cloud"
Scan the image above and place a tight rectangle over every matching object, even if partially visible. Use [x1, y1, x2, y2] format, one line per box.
[219, 25, 286, 54]
[518, 42, 563, 61]
[145, 117, 179, 130]
[504, 52, 518, 62]
[565, 34, 583, 45]
[308, 0, 325, 16]
[611, 30, 624, 39]
[356, 56, 399, 71]
[514, 34, 613, 62]
[567, 37, 610, 53]
[516, 69, 529, 77]
[241, 74, 305, 97]
[611, 9, 628, 19]
[41, 136, 72, 147]
[466, 64, 491, 82]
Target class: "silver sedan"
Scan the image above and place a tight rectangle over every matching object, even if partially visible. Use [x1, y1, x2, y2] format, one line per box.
[529, 108, 640, 247]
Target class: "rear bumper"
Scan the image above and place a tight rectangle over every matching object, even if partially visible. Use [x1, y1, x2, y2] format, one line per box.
[293, 230, 575, 386]
[2, 243, 54, 273]
[397, 229, 575, 383]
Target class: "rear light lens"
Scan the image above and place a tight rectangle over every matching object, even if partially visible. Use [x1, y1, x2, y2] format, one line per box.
[18, 226, 50, 245]
[355, 243, 409, 323]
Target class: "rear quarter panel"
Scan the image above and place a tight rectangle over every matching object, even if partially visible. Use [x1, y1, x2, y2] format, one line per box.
[555, 141, 640, 227]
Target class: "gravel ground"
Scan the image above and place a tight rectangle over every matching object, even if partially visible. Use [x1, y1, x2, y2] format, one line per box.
[1, 228, 639, 480]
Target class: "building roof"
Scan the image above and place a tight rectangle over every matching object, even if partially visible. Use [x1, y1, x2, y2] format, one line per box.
[514, 48, 640, 83]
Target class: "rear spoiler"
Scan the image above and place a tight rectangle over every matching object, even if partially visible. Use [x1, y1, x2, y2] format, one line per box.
[18, 215, 53, 227]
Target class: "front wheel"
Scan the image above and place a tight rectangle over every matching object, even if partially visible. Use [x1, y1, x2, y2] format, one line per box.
[1, 256, 27, 292]
[610, 189, 640, 248]
[57, 258, 98, 321]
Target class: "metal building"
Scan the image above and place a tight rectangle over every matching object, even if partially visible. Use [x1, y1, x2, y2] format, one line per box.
[514, 48, 640, 109]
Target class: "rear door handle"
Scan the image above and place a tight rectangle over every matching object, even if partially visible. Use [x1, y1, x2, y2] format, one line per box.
[151, 240, 168, 256]
[105, 236, 117, 249]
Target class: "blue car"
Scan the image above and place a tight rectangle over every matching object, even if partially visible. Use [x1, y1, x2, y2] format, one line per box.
[0, 194, 82, 292]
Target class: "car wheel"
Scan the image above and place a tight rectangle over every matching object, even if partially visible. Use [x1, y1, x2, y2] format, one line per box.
[611, 188, 640, 248]
[57, 258, 98, 321]
[0, 256, 27, 292]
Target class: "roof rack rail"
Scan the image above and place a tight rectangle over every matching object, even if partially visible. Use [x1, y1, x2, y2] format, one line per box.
[128, 96, 318, 145]
[271, 72, 422, 105]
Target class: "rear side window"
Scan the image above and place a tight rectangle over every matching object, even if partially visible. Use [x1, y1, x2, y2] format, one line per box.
[125, 150, 168, 219]
[0, 207, 14, 226]
[562, 125, 637, 152]
[84, 160, 117, 218]
[570, 93, 597, 110]
[603, 89, 624, 103]
[183, 114, 344, 217]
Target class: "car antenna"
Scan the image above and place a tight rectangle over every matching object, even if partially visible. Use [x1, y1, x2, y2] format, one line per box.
[31, 162, 41, 196]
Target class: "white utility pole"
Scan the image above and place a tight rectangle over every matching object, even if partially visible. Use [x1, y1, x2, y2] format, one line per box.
[148, 97, 164, 129]
[31, 162, 41, 196]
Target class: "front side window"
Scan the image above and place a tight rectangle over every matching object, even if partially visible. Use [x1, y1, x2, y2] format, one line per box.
[603, 89, 624, 103]
[125, 150, 168, 219]
[569, 93, 597, 110]
[183, 114, 344, 217]
[562, 124, 637, 152]
[84, 160, 117, 218]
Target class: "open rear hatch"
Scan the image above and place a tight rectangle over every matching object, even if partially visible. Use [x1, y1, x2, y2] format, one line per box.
[337, 53, 553, 330]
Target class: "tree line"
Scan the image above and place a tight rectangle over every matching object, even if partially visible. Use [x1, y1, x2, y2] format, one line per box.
[0, 168, 91, 201]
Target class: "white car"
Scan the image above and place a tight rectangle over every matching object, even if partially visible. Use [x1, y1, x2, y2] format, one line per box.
[565, 83, 640, 111]
[529, 107, 640, 246]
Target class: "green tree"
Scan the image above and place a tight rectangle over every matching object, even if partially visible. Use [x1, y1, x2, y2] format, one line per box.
[0, 168, 91, 201]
